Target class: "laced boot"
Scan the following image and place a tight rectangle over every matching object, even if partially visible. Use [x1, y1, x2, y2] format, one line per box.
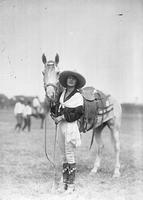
[65, 163, 76, 194]
[57, 163, 69, 193]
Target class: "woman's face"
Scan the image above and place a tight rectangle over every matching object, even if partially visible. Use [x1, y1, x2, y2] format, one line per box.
[66, 75, 77, 88]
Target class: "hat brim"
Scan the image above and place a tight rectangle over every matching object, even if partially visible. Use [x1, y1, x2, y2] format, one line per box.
[59, 71, 86, 89]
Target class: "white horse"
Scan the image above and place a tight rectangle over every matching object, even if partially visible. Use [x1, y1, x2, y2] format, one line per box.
[42, 54, 122, 178]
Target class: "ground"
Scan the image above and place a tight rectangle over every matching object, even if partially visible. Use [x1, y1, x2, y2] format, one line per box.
[0, 109, 143, 200]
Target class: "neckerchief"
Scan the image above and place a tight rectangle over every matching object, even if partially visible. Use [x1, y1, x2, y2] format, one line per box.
[63, 89, 79, 102]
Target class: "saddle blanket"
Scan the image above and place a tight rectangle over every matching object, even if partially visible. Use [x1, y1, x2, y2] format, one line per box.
[79, 93, 115, 132]
[94, 106, 114, 128]
[84, 103, 114, 130]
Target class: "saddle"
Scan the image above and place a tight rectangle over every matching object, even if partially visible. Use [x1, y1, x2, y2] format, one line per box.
[79, 87, 113, 132]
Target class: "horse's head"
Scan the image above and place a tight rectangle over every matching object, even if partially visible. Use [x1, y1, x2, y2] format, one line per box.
[42, 53, 61, 101]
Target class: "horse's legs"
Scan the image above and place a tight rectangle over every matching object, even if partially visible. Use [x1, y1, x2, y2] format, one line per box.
[90, 125, 105, 174]
[41, 117, 44, 129]
[107, 119, 121, 178]
[39, 114, 45, 129]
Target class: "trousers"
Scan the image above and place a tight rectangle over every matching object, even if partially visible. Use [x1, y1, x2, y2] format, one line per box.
[58, 121, 80, 164]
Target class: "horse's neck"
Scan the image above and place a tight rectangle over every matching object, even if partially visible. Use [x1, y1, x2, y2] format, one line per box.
[56, 81, 64, 100]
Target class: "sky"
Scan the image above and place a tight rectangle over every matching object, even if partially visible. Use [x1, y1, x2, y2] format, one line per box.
[0, 0, 143, 103]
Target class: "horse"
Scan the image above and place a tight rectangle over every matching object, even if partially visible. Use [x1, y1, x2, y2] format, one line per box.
[41, 53, 122, 178]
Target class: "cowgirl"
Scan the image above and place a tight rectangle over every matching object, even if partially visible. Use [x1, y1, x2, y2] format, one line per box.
[52, 70, 86, 193]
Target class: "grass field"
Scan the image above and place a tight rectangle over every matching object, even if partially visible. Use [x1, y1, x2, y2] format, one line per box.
[0, 108, 143, 200]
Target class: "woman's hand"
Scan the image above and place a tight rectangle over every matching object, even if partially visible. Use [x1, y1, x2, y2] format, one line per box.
[53, 115, 64, 124]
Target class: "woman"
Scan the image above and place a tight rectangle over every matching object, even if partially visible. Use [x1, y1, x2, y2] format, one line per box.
[52, 70, 86, 193]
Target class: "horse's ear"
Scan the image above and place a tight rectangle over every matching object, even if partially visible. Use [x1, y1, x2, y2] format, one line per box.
[42, 54, 47, 64]
[55, 53, 59, 66]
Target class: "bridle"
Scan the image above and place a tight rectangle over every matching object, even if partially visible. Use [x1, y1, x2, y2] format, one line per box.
[44, 83, 59, 103]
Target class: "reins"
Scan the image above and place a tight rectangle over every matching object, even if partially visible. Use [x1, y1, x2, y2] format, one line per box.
[44, 93, 60, 189]
[44, 111, 55, 168]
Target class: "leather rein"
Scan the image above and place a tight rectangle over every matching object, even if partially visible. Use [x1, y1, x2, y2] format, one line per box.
[44, 82, 61, 167]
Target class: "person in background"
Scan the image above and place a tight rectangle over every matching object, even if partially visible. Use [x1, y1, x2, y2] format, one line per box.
[22, 101, 32, 132]
[14, 98, 25, 132]
[32, 96, 41, 115]
[51, 70, 86, 193]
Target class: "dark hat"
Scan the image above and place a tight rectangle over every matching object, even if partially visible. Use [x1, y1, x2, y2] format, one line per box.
[59, 70, 86, 89]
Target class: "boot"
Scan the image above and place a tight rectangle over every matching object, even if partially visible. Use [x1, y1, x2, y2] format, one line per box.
[62, 163, 69, 190]
[66, 163, 76, 193]
[58, 163, 69, 192]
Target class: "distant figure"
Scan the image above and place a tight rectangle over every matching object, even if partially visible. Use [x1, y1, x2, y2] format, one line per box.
[14, 99, 25, 132]
[32, 96, 41, 115]
[22, 101, 32, 132]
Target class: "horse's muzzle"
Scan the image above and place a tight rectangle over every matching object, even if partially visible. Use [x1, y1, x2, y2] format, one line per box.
[45, 86, 56, 101]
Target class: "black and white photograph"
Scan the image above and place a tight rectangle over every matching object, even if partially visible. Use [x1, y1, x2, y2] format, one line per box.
[0, 0, 143, 199]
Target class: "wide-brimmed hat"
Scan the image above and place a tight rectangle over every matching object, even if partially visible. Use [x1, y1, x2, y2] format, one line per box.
[59, 70, 86, 89]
